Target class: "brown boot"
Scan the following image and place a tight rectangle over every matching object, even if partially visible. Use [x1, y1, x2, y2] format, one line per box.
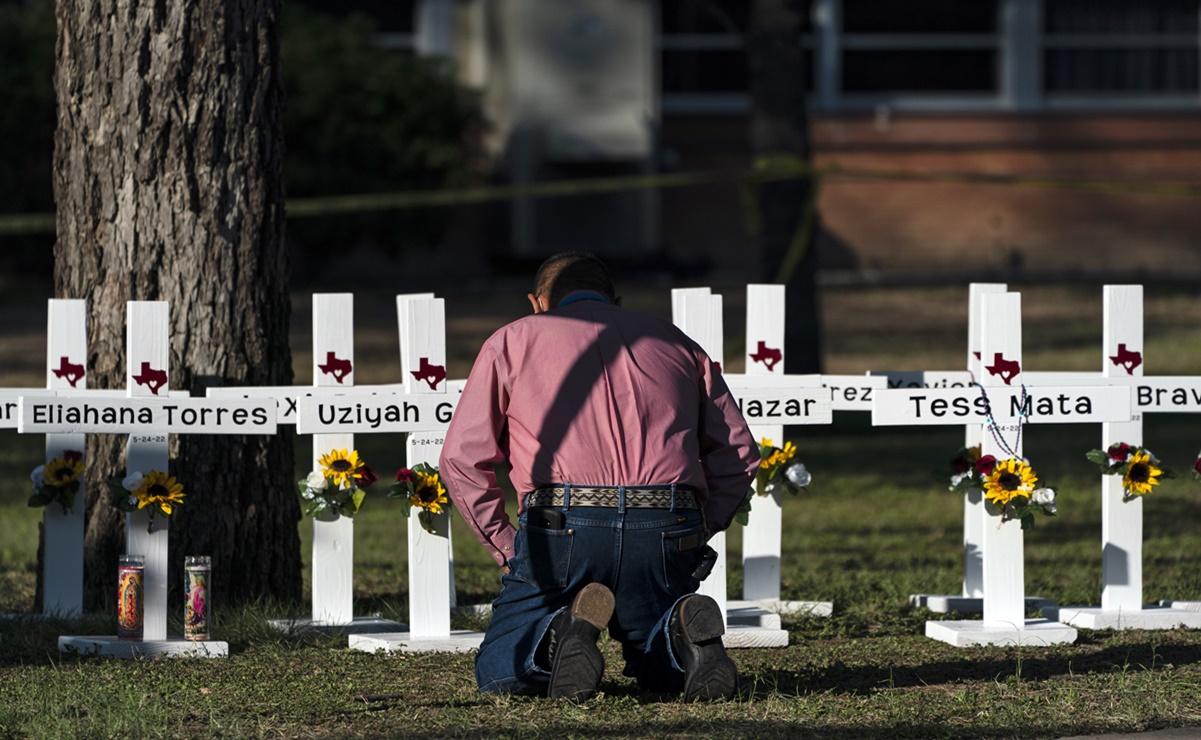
[545, 583, 615, 702]
[670, 595, 738, 701]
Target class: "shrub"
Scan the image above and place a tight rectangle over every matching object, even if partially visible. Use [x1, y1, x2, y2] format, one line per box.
[281, 5, 483, 263]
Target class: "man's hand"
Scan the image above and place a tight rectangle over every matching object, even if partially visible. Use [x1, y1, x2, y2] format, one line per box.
[500, 565, 511, 576]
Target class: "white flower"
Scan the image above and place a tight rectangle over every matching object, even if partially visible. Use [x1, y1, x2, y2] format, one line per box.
[1031, 487, 1057, 513]
[950, 470, 973, 488]
[127, 495, 138, 507]
[30, 465, 45, 486]
[122, 471, 144, 492]
[305, 471, 328, 493]
[785, 462, 812, 488]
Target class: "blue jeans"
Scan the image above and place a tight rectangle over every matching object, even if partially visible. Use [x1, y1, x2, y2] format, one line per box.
[474, 503, 707, 695]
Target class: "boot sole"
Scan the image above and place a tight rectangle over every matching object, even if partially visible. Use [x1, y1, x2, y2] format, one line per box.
[676, 596, 739, 702]
[571, 582, 615, 630]
[548, 584, 614, 702]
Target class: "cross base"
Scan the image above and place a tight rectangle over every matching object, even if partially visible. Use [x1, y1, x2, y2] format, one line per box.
[58, 635, 228, 658]
[925, 618, 1077, 647]
[909, 594, 1057, 614]
[1045, 605, 1201, 631]
[1159, 600, 1201, 613]
[267, 615, 407, 636]
[348, 630, 486, 654]
[723, 623, 789, 649]
[729, 599, 832, 622]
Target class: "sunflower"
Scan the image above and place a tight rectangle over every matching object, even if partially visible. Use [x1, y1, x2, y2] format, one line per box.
[132, 470, 186, 516]
[1122, 450, 1162, 497]
[318, 448, 365, 489]
[760, 439, 797, 470]
[409, 470, 448, 514]
[44, 455, 85, 489]
[983, 458, 1037, 507]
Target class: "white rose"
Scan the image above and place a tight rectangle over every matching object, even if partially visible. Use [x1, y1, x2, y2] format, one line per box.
[306, 471, 328, 492]
[30, 465, 45, 485]
[785, 463, 812, 488]
[122, 471, 144, 491]
[950, 470, 972, 488]
[1032, 487, 1057, 513]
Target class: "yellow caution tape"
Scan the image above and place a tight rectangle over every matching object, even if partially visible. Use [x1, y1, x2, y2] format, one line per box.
[3, 160, 1199, 236]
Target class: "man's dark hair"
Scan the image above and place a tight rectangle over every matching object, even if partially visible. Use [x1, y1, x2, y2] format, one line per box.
[533, 251, 616, 307]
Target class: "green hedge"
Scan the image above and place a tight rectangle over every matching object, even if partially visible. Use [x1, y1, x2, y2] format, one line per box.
[0, 2, 481, 276]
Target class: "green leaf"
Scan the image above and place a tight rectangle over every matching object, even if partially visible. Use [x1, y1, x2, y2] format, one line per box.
[386, 483, 413, 501]
[1085, 449, 1110, 466]
[1020, 513, 1035, 530]
[734, 491, 752, 526]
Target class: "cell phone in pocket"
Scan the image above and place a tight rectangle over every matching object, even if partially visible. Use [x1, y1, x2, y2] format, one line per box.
[527, 506, 566, 530]
[691, 545, 718, 581]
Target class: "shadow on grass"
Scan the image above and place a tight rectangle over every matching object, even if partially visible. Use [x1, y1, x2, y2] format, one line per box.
[742, 635, 1201, 699]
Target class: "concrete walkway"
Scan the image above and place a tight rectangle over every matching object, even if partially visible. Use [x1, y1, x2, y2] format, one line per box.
[1059, 729, 1201, 739]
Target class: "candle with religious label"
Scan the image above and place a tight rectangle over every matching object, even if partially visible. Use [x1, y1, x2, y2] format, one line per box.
[117, 554, 144, 640]
[184, 555, 211, 641]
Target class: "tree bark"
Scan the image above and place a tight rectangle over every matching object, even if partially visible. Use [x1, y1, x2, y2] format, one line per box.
[749, 0, 823, 374]
[51, 0, 300, 611]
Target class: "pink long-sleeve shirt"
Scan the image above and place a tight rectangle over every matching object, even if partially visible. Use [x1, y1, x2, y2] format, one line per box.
[439, 297, 761, 567]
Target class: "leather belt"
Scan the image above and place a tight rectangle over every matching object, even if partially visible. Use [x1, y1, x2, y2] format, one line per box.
[527, 485, 699, 511]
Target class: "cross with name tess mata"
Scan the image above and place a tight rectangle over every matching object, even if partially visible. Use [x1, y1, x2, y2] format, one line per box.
[19, 301, 279, 657]
[941, 285, 1201, 629]
[873, 291, 1134, 647]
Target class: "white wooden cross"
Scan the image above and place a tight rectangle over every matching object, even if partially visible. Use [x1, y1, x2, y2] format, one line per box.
[20, 301, 278, 657]
[874, 291, 1132, 646]
[346, 294, 485, 654]
[209, 293, 472, 636]
[728, 284, 865, 623]
[292, 295, 481, 653]
[211, 293, 414, 633]
[0, 300, 89, 617]
[862, 283, 1060, 616]
[0, 299, 165, 617]
[898, 283, 1027, 614]
[37, 300, 89, 616]
[307, 293, 363, 628]
[672, 287, 831, 649]
[1031, 285, 1201, 629]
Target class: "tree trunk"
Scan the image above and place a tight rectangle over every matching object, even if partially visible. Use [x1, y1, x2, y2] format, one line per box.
[749, 0, 822, 374]
[51, 0, 300, 611]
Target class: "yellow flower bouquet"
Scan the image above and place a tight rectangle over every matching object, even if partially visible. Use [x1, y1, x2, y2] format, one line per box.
[978, 455, 1057, 528]
[736, 437, 811, 525]
[298, 448, 378, 519]
[109, 469, 186, 532]
[29, 450, 85, 514]
[1086, 442, 1174, 501]
[387, 463, 449, 535]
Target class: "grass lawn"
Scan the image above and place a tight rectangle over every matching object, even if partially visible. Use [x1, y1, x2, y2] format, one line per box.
[0, 281, 1200, 738]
